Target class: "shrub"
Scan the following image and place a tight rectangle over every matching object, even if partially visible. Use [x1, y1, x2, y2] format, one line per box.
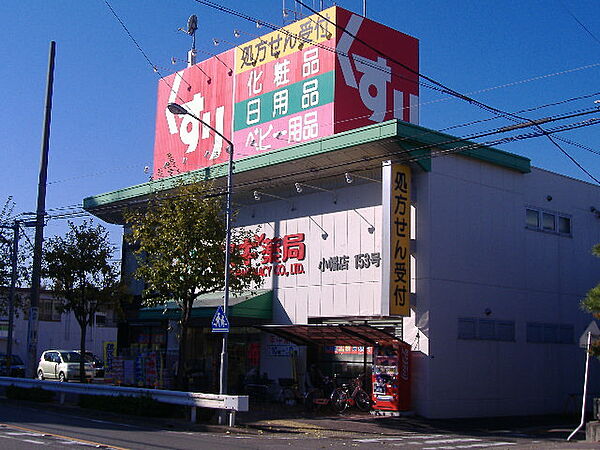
[6, 385, 54, 402]
[78, 394, 185, 418]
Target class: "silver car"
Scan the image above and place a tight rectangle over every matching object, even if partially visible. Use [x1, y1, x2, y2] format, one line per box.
[37, 350, 94, 382]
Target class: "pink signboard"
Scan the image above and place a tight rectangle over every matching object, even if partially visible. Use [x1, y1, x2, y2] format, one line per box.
[333, 8, 419, 132]
[152, 6, 418, 179]
[153, 49, 235, 178]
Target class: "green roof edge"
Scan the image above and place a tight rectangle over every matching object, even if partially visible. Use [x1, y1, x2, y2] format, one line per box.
[84, 120, 530, 210]
[137, 290, 273, 321]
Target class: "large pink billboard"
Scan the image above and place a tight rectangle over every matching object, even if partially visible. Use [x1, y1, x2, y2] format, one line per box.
[152, 6, 418, 179]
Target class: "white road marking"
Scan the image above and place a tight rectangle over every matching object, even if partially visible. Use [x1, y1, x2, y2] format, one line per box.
[6, 431, 44, 436]
[455, 443, 516, 449]
[1, 428, 120, 448]
[355, 434, 445, 442]
[20, 438, 46, 444]
[423, 438, 482, 444]
[86, 418, 136, 428]
[422, 442, 516, 449]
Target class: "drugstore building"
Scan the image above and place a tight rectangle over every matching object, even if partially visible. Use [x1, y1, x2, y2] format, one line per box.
[84, 6, 600, 418]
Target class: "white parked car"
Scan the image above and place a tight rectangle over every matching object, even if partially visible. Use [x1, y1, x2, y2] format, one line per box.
[37, 350, 94, 382]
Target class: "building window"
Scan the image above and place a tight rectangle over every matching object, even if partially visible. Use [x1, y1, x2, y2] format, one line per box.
[526, 322, 574, 344]
[525, 207, 571, 236]
[458, 318, 477, 340]
[558, 216, 571, 234]
[497, 321, 516, 341]
[458, 318, 515, 342]
[95, 313, 107, 327]
[39, 298, 62, 322]
[526, 209, 539, 228]
[542, 212, 555, 231]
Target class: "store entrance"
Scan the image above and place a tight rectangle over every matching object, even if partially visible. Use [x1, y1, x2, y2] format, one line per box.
[258, 324, 411, 413]
[185, 326, 261, 394]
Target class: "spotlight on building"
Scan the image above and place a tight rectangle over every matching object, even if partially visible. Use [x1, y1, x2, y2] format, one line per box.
[253, 191, 261, 201]
[233, 29, 241, 38]
[295, 183, 303, 193]
[345, 172, 353, 184]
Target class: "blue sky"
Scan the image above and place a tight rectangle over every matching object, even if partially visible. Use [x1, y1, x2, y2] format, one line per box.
[1, 0, 599, 250]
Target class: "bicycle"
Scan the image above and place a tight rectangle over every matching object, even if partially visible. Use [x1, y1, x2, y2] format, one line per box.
[303, 375, 336, 413]
[330, 374, 372, 413]
[278, 378, 303, 406]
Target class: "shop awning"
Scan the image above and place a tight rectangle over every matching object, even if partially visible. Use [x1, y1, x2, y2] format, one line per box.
[257, 324, 400, 347]
[138, 289, 272, 321]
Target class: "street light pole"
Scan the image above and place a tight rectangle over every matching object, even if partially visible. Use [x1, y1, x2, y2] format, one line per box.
[0, 221, 19, 373]
[166, 102, 234, 404]
[7, 221, 19, 373]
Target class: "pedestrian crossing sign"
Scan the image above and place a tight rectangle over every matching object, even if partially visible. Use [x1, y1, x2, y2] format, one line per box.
[211, 305, 229, 333]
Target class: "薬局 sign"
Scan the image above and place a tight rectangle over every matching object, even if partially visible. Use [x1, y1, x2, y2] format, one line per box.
[152, 6, 419, 178]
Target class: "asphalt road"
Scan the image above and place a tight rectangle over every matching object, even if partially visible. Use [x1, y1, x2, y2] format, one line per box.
[0, 399, 596, 449]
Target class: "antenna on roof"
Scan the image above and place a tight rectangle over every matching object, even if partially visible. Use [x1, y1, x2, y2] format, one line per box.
[184, 14, 198, 67]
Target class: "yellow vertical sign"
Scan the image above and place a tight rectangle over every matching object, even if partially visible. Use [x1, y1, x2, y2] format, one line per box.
[389, 164, 411, 316]
[103, 341, 117, 372]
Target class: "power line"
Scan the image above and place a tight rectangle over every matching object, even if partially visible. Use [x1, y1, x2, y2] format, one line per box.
[42, 85, 599, 190]
[48, 163, 148, 186]
[78, 114, 600, 220]
[292, 0, 600, 183]
[102, 0, 159, 74]
[101, 0, 197, 111]
[191, 0, 599, 181]
[101, 0, 599, 185]
[560, 1, 600, 47]
[457, 63, 600, 98]
[107, 0, 598, 154]
[440, 90, 600, 133]
[555, 135, 600, 157]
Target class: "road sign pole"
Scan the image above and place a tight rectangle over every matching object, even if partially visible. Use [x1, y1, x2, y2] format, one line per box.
[568, 331, 592, 441]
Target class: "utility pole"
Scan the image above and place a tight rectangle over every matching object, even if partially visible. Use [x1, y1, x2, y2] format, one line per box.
[0, 221, 19, 373]
[7, 221, 19, 373]
[27, 40, 55, 377]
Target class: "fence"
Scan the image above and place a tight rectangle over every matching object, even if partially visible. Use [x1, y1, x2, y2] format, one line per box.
[0, 377, 248, 426]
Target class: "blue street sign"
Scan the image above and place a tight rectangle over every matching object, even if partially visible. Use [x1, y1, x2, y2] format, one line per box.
[211, 305, 229, 333]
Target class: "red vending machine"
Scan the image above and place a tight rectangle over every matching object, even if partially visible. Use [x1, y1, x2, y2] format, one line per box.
[371, 340, 411, 412]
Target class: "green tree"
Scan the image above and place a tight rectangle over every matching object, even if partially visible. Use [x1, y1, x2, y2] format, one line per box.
[124, 181, 261, 390]
[43, 220, 121, 382]
[0, 197, 18, 288]
[581, 244, 600, 356]
[0, 197, 31, 317]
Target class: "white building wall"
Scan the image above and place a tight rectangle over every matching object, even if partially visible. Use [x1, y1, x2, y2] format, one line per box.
[240, 181, 384, 324]
[420, 156, 600, 418]
[2, 311, 117, 369]
[237, 155, 600, 418]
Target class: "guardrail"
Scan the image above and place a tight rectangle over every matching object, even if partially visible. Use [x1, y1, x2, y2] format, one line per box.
[0, 377, 248, 426]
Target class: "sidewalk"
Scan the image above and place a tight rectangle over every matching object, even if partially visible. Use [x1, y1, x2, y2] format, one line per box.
[233, 400, 583, 442]
[0, 395, 589, 444]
